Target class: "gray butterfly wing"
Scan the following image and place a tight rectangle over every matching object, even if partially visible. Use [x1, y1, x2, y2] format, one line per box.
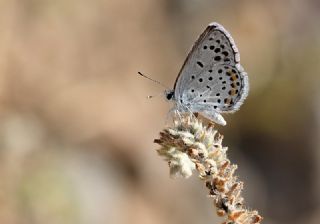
[174, 22, 248, 116]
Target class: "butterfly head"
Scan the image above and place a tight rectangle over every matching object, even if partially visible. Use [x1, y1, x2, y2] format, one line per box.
[165, 90, 174, 101]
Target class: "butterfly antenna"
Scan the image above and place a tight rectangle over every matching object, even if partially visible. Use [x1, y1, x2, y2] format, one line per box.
[138, 72, 169, 89]
[146, 92, 163, 99]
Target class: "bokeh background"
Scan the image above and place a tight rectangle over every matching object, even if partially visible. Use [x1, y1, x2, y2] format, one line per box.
[0, 0, 319, 224]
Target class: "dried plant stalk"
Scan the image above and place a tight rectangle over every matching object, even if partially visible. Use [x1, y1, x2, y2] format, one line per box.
[154, 114, 262, 224]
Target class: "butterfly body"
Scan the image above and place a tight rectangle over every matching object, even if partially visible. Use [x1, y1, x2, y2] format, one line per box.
[167, 22, 249, 126]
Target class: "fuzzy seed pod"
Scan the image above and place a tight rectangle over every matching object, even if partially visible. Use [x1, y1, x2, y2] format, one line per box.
[154, 114, 262, 224]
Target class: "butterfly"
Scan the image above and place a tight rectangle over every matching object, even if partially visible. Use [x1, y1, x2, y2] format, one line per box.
[165, 22, 249, 126]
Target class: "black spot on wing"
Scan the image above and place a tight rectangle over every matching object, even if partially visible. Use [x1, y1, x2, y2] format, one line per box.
[197, 61, 204, 68]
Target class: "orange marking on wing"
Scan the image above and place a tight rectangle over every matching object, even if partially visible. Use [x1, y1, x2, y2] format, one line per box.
[230, 74, 237, 81]
[225, 98, 232, 104]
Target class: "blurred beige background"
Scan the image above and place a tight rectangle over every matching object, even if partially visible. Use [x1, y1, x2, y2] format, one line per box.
[0, 0, 319, 224]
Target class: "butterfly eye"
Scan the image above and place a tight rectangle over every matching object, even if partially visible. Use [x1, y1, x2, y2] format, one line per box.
[166, 91, 174, 100]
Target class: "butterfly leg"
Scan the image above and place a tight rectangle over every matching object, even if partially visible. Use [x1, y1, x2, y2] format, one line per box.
[165, 107, 183, 124]
[165, 107, 176, 124]
[183, 104, 198, 120]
